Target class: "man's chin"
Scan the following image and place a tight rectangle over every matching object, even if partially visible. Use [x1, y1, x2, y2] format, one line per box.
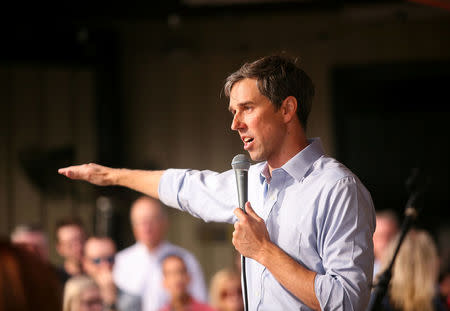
[248, 151, 265, 162]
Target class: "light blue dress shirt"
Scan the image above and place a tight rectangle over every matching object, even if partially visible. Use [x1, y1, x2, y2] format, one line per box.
[159, 138, 375, 310]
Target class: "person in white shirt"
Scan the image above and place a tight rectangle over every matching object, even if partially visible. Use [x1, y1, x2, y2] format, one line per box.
[113, 196, 207, 311]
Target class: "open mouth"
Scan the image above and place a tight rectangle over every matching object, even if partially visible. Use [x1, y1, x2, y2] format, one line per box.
[243, 137, 254, 149]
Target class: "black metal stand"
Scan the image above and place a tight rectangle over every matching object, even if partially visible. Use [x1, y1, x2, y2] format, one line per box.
[367, 183, 424, 311]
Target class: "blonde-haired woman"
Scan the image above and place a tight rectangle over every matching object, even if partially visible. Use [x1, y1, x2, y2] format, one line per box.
[210, 268, 243, 311]
[379, 229, 446, 311]
[63, 275, 103, 311]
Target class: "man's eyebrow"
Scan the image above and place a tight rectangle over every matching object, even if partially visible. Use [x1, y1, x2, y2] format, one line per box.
[228, 101, 253, 112]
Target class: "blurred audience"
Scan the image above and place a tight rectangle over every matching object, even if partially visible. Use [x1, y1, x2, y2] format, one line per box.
[63, 275, 103, 311]
[83, 236, 140, 311]
[209, 268, 243, 311]
[377, 229, 447, 311]
[83, 237, 118, 310]
[437, 225, 450, 310]
[10, 223, 49, 262]
[373, 210, 399, 277]
[55, 217, 87, 283]
[0, 239, 62, 311]
[439, 264, 450, 310]
[113, 196, 207, 311]
[233, 249, 241, 273]
[159, 254, 215, 311]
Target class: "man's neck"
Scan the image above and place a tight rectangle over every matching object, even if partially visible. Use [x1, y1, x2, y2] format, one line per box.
[268, 134, 309, 176]
[142, 241, 163, 254]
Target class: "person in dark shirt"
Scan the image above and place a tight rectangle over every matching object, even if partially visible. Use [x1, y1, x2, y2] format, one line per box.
[55, 217, 87, 283]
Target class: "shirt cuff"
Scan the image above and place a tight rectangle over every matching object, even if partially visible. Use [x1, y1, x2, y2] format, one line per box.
[158, 168, 188, 209]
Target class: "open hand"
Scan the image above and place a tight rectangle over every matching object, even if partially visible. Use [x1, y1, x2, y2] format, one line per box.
[58, 163, 115, 186]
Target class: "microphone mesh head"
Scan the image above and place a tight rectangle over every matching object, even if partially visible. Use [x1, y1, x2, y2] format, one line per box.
[231, 154, 251, 170]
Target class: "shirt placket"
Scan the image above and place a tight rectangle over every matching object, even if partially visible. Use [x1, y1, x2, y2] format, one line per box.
[256, 172, 285, 310]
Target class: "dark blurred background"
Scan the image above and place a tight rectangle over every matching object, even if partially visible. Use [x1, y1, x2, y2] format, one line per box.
[1, 0, 449, 281]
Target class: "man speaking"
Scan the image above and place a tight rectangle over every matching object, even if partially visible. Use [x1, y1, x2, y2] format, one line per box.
[59, 55, 375, 310]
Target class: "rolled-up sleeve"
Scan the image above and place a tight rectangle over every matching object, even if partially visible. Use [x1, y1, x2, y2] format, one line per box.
[314, 177, 375, 311]
[158, 168, 238, 223]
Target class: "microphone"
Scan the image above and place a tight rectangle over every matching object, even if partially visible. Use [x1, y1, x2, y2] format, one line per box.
[231, 154, 251, 212]
[231, 154, 251, 311]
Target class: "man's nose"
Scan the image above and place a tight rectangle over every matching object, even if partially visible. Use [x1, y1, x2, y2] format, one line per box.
[231, 114, 244, 131]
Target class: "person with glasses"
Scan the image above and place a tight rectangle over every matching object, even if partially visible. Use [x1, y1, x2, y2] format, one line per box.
[82, 237, 117, 310]
[83, 236, 140, 311]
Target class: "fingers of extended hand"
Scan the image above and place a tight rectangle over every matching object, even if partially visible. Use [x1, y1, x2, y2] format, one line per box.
[84, 163, 98, 180]
[59, 163, 100, 182]
[58, 164, 85, 178]
[58, 167, 77, 179]
[59, 163, 113, 186]
[57, 167, 69, 176]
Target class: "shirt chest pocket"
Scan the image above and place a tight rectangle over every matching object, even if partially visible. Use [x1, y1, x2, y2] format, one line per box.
[269, 204, 319, 268]
[270, 208, 302, 259]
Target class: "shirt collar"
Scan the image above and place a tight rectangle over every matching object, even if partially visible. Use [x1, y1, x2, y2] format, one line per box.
[259, 137, 325, 183]
[136, 241, 169, 256]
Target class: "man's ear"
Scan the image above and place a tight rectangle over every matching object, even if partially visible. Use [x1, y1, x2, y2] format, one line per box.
[281, 96, 298, 123]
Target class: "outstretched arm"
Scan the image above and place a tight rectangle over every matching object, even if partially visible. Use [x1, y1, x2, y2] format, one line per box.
[58, 163, 164, 199]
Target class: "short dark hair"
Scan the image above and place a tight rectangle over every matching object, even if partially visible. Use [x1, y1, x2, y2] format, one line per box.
[160, 253, 184, 264]
[55, 217, 85, 242]
[160, 253, 187, 274]
[224, 55, 315, 129]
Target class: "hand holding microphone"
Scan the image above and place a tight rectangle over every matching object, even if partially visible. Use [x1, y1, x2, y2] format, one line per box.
[231, 154, 269, 259]
[232, 154, 251, 311]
